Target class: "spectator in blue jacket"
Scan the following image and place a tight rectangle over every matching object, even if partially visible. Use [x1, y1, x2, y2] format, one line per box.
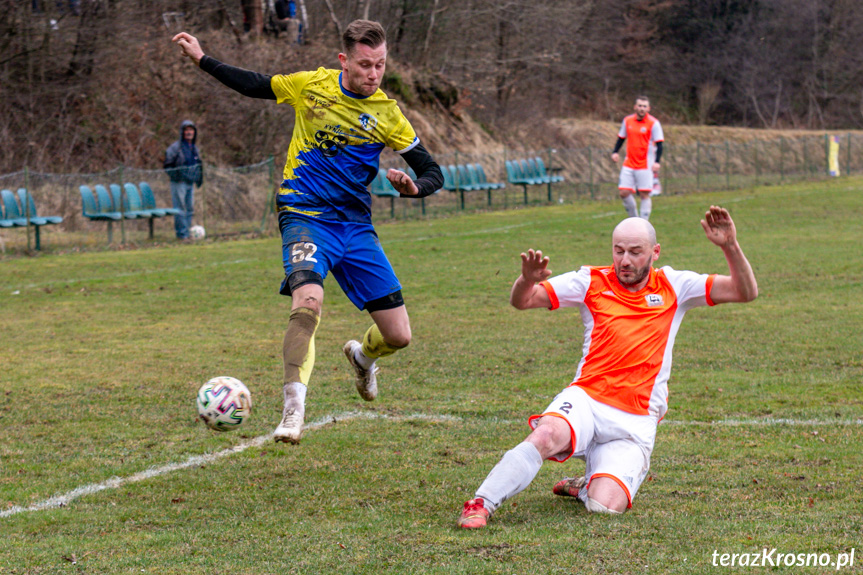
[163, 120, 203, 239]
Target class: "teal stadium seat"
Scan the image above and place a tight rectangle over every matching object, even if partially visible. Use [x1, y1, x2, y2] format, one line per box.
[534, 157, 565, 183]
[443, 163, 492, 210]
[17, 189, 63, 250]
[0, 189, 63, 250]
[110, 183, 146, 219]
[456, 164, 483, 193]
[506, 157, 562, 204]
[517, 159, 542, 185]
[474, 164, 505, 190]
[528, 157, 564, 201]
[440, 165, 458, 192]
[18, 189, 63, 226]
[1, 189, 25, 227]
[505, 160, 533, 204]
[139, 182, 181, 216]
[80, 185, 122, 244]
[124, 183, 162, 239]
[0, 190, 9, 228]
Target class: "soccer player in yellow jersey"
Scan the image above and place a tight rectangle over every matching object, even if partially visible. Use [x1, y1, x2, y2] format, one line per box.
[173, 21, 443, 444]
[458, 206, 757, 528]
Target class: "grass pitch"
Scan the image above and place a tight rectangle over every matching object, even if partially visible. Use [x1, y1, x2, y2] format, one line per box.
[1, 179, 861, 574]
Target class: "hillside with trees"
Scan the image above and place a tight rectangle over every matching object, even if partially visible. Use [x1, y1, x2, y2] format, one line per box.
[3, 0, 863, 173]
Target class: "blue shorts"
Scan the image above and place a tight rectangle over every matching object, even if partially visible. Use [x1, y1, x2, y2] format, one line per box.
[279, 214, 401, 310]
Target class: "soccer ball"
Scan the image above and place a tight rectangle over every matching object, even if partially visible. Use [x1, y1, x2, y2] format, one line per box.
[196, 376, 252, 432]
[189, 225, 206, 240]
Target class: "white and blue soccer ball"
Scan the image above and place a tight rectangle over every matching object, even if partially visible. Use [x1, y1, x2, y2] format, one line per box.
[196, 376, 252, 432]
[189, 225, 206, 240]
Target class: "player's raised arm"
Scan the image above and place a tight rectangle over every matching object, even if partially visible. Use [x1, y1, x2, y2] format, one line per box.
[172, 32, 276, 100]
[701, 205, 758, 304]
[172, 32, 205, 65]
[510, 249, 553, 310]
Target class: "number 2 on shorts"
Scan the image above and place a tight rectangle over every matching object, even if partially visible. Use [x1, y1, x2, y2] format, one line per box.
[291, 242, 318, 264]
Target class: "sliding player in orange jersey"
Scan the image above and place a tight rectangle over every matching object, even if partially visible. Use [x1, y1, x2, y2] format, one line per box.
[457, 206, 757, 528]
[612, 96, 664, 220]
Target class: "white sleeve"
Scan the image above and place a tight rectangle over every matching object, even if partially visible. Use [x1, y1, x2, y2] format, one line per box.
[618, 120, 628, 139]
[662, 266, 711, 311]
[651, 120, 664, 143]
[543, 266, 591, 309]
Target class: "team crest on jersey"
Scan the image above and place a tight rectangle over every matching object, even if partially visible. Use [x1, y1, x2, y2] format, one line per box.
[358, 113, 378, 131]
[640, 126, 647, 133]
[645, 293, 664, 307]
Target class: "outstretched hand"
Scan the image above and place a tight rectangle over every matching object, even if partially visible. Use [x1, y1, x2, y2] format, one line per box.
[520, 249, 552, 283]
[172, 32, 204, 65]
[701, 205, 737, 248]
[387, 169, 418, 195]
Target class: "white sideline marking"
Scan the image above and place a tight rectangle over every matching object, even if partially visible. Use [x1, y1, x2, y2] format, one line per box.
[0, 411, 456, 519]
[660, 418, 863, 427]
[2, 412, 859, 519]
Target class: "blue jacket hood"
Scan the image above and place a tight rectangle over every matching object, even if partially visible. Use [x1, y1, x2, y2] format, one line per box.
[180, 120, 197, 145]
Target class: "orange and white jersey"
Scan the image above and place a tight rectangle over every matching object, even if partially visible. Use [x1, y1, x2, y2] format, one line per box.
[618, 114, 664, 170]
[540, 265, 715, 419]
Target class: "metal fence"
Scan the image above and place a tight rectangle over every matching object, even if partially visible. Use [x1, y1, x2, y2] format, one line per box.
[0, 133, 858, 254]
[0, 159, 276, 252]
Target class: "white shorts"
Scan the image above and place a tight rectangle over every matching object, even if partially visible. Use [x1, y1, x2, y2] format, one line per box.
[618, 167, 653, 193]
[528, 386, 658, 506]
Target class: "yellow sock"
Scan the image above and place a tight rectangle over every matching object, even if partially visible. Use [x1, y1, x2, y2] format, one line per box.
[361, 324, 404, 359]
[298, 335, 315, 385]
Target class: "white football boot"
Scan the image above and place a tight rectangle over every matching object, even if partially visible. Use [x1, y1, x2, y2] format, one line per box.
[274, 382, 305, 444]
[343, 340, 379, 401]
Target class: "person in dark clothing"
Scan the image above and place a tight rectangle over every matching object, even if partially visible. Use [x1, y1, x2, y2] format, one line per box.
[163, 120, 203, 239]
[272, 0, 301, 43]
[275, 0, 295, 20]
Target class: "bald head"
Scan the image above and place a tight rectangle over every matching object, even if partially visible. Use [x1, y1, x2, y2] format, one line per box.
[613, 217, 657, 246]
[612, 218, 660, 291]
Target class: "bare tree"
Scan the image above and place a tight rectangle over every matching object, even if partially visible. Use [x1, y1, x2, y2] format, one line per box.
[68, 0, 106, 77]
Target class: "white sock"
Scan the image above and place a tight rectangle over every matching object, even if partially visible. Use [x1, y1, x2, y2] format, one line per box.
[475, 442, 543, 514]
[585, 497, 623, 514]
[287, 381, 307, 404]
[621, 194, 637, 217]
[353, 346, 376, 370]
[639, 196, 652, 220]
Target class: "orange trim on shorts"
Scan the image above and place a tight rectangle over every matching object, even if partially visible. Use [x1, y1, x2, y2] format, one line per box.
[539, 280, 559, 310]
[527, 412, 576, 462]
[587, 473, 633, 508]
